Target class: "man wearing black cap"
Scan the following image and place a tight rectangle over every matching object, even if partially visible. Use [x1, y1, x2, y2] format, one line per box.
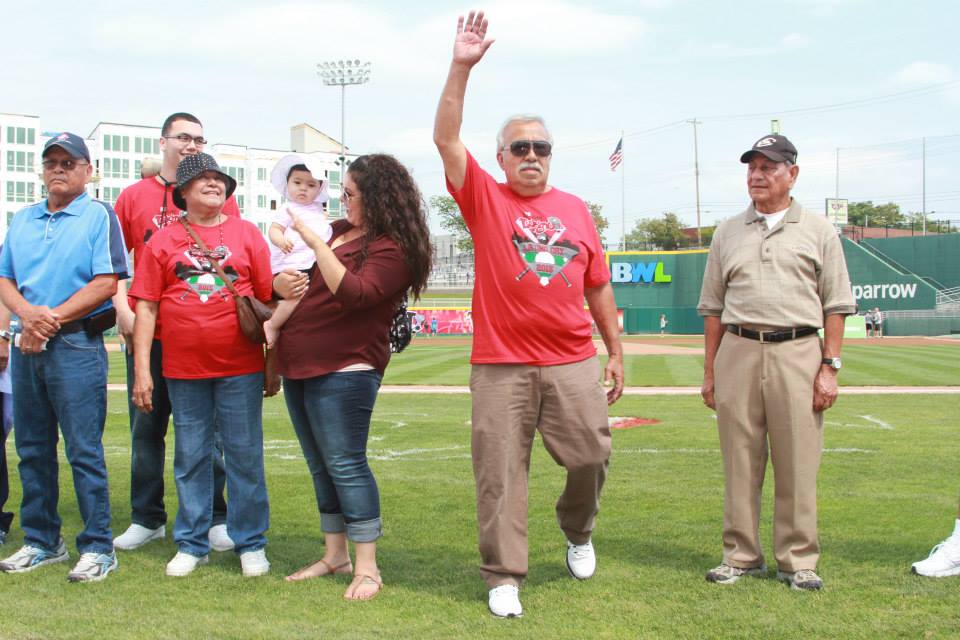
[697, 134, 855, 591]
[0, 132, 129, 582]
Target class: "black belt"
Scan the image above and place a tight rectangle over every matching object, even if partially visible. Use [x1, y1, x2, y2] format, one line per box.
[58, 308, 117, 336]
[727, 325, 818, 343]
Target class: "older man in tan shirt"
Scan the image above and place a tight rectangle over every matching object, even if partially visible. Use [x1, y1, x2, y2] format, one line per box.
[698, 134, 856, 591]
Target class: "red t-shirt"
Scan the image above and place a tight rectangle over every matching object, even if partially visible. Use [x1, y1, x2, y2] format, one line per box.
[447, 152, 610, 366]
[129, 216, 273, 379]
[115, 177, 241, 319]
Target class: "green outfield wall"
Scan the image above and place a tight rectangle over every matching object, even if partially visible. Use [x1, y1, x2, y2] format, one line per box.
[862, 234, 960, 289]
[608, 237, 946, 334]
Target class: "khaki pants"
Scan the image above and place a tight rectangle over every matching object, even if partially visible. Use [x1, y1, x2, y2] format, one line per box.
[714, 332, 824, 572]
[470, 357, 611, 588]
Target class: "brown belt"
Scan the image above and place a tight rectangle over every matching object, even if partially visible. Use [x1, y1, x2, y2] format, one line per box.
[727, 325, 819, 343]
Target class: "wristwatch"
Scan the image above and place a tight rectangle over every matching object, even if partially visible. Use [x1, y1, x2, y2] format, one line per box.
[821, 357, 842, 371]
[0, 329, 11, 342]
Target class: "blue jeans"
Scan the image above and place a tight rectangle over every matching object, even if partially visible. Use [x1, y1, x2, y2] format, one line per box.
[166, 373, 268, 556]
[1, 391, 13, 534]
[125, 341, 227, 529]
[11, 332, 113, 554]
[283, 371, 383, 543]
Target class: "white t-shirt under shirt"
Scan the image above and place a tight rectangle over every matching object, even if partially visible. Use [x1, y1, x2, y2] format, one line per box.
[269, 201, 332, 272]
[759, 207, 789, 230]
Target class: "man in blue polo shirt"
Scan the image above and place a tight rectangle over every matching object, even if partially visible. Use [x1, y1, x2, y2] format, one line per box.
[0, 132, 128, 582]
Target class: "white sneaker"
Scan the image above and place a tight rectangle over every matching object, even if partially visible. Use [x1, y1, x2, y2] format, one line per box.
[566, 539, 596, 580]
[68, 551, 118, 583]
[488, 584, 522, 618]
[240, 549, 270, 577]
[208, 524, 235, 552]
[912, 536, 960, 577]
[113, 524, 165, 550]
[165, 551, 208, 577]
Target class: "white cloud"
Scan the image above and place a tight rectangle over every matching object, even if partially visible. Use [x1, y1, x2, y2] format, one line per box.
[780, 33, 812, 48]
[893, 61, 955, 86]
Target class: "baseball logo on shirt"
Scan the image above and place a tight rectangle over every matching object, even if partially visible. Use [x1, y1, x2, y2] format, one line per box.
[512, 211, 579, 287]
[174, 244, 236, 303]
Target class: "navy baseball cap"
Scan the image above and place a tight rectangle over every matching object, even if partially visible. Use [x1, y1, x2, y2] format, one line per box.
[740, 134, 798, 164]
[43, 132, 91, 162]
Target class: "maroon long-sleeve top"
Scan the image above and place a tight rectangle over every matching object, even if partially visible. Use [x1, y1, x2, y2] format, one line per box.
[276, 219, 411, 379]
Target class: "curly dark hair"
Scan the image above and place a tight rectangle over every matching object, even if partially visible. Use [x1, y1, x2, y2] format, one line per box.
[347, 154, 432, 300]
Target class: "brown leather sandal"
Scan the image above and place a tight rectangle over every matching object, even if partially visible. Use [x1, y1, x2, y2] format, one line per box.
[345, 573, 383, 600]
[285, 558, 352, 582]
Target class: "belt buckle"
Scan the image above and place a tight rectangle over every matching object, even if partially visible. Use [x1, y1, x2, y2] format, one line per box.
[759, 330, 765, 344]
[792, 328, 797, 340]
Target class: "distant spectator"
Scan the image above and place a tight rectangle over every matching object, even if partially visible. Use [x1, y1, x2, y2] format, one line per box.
[140, 158, 161, 179]
[0, 294, 12, 547]
[659, 313, 668, 336]
[864, 310, 875, 337]
[871, 307, 883, 338]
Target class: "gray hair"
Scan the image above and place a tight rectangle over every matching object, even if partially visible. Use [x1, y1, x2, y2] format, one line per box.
[496, 114, 554, 152]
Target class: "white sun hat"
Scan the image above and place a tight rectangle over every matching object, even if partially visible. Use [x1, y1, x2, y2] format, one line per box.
[270, 154, 329, 204]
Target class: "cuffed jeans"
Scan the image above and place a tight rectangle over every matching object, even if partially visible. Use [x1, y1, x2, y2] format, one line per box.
[125, 340, 227, 529]
[11, 332, 113, 554]
[166, 373, 268, 557]
[283, 371, 383, 543]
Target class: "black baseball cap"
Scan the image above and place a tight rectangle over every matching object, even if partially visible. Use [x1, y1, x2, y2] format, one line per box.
[43, 132, 91, 162]
[740, 134, 798, 164]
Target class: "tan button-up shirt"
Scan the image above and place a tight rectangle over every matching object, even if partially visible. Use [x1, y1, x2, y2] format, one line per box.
[697, 199, 856, 328]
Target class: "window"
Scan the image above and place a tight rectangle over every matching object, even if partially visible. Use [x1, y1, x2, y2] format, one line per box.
[257, 222, 267, 234]
[7, 182, 35, 203]
[5, 151, 12, 171]
[123, 159, 130, 178]
[6, 212, 15, 226]
[101, 187, 122, 204]
[135, 137, 142, 153]
[270, 200, 277, 211]
[257, 168, 267, 182]
[328, 170, 340, 186]
[257, 195, 266, 209]
[28, 129, 35, 145]
[224, 166, 246, 186]
[16, 128, 25, 144]
[236, 195, 245, 213]
[103, 135, 111, 151]
[122, 136, 129, 152]
[102, 158, 127, 178]
[135, 160, 142, 177]
[328, 197, 340, 215]
[4, 128, 10, 144]
[27, 152, 34, 172]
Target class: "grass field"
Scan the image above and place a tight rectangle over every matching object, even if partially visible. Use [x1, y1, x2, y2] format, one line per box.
[105, 338, 960, 387]
[4, 339, 960, 639]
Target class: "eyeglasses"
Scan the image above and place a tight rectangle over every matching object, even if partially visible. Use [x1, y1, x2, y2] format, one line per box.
[342, 188, 360, 201]
[164, 134, 208, 146]
[502, 140, 552, 158]
[41, 158, 89, 171]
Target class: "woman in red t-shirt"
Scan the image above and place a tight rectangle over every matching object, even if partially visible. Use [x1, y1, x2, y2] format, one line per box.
[130, 153, 273, 579]
[274, 154, 431, 600]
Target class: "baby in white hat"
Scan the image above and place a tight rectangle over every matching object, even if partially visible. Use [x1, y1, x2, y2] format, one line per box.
[264, 154, 332, 347]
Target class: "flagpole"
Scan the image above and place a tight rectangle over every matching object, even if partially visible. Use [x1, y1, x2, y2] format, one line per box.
[620, 130, 626, 251]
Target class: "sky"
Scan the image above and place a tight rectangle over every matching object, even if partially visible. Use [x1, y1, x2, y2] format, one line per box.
[4, 0, 958, 244]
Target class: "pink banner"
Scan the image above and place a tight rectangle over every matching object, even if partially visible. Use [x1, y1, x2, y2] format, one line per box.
[409, 308, 473, 335]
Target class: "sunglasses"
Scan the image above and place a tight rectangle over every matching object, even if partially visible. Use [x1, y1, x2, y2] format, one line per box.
[502, 140, 552, 158]
[42, 158, 89, 171]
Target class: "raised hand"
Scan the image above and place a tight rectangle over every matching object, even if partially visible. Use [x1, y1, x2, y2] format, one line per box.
[453, 10, 494, 66]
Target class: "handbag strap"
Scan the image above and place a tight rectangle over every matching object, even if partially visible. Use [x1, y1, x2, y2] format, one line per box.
[179, 217, 241, 298]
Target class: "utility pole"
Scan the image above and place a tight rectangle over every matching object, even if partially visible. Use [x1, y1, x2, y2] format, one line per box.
[922, 136, 927, 235]
[687, 119, 702, 247]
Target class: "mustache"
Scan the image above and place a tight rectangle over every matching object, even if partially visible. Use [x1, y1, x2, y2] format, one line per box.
[519, 162, 542, 172]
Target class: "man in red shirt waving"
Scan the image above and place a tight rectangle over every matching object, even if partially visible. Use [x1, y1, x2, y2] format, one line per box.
[434, 10, 624, 619]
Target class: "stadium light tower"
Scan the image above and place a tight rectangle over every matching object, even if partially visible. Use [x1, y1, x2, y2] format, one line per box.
[317, 59, 371, 172]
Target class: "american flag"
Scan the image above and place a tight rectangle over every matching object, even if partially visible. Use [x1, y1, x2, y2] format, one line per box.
[609, 138, 623, 171]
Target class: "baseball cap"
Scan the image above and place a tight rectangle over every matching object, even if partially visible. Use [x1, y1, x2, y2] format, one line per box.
[740, 134, 798, 164]
[43, 132, 91, 162]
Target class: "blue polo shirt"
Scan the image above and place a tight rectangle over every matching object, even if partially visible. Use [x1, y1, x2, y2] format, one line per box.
[0, 192, 129, 318]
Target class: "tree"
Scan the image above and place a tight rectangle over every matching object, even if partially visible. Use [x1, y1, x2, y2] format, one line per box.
[584, 200, 609, 236]
[625, 212, 689, 250]
[847, 201, 905, 228]
[429, 195, 473, 252]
